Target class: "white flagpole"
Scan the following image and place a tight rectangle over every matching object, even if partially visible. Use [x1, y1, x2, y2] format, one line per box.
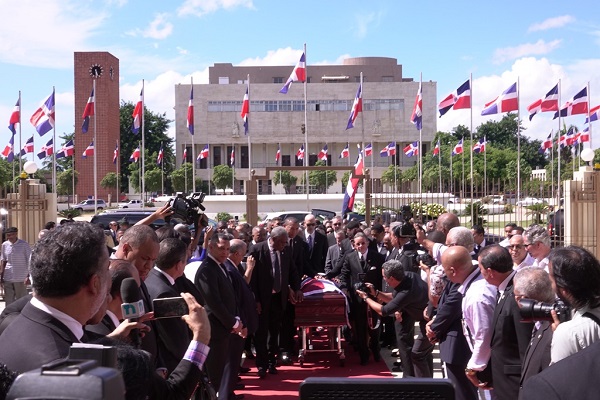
[418, 72, 423, 198]
[161, 142, 164, 196]
[517, 77, 521, 205]
[557, 79, 562, 205]
[450, 151, 453, 195]
[588, 81, 593, 149]
[141, 79, 145, 203]
[116, 140, 120, 204]
[93, 78, 98, 209]
[303, 43, 309, 208]
[484, 136, 487, 198]
[438, 142, 442, 192]
[191, 77, 196, 194]
[247, 74, 252, 182]
[469, 73, 474, 208]
[52, 87, 57, 195]
[18, 91, 22, 173]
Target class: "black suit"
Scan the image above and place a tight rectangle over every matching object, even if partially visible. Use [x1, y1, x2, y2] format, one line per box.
[519, 321, 552, 390]
[85, 313, 118, 337]
[149, 359, 202, 400]
[195, 256, 239, 398]
[139, 281, 161, 367]
[145, 268, 192, 374]
[490, 278, 534, 400]
[304, 230, 328, 275]
[0, 301, 81, 373]
[324, 243, 343, 279]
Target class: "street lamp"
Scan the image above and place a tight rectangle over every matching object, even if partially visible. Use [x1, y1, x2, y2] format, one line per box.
[581, 148, 595, 166]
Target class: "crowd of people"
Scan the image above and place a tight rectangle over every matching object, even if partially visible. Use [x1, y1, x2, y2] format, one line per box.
[0, 206, 599, 400]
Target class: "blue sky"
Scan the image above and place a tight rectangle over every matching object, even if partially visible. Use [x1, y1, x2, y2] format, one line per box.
[1, 0, 599, 158]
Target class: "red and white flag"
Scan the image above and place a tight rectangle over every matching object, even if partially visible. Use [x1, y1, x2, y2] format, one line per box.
[527, 83, 558, 121]
[132, 88, 143, 134]
[82, 141, 94, 158]
[280, 52, 306, 94]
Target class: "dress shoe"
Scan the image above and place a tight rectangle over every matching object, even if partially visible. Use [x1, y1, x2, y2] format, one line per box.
[268, 365, 278, 375]
[393, 360, 402, 366]
[372, 352, 381, 362]
[229, 393, 244, 400]
[280, 352, 293, 365]
[257, 367, 267, 379]
[239, 366, 251, 374]
[392, 365, 403, 372]
[244, 350, 255, 360]
[391, 348, 399, 357]
[235, 383, 245, 390]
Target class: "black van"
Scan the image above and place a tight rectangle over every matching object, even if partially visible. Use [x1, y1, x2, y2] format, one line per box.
[90, 210, 166, 230]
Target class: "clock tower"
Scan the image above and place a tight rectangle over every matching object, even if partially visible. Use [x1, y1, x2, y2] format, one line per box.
[74, 52, 120, 203]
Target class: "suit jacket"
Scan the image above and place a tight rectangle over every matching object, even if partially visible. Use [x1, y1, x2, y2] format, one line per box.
[339, 249, 384, 297]
[520, 338, 600, 400]
[139, 281, 160, 366]
[0, 301, 80, 373]
[324, 243, 342, 278]
[145, 268, 192, 373]
[304, 230, 328, 275]
[85, 313, 118, 337]
[225, 259, 259, 335]
[249, 240, 299, 310]
[520, 321, 552, 388]
[490, 279, 534, 400]
[430, 280, 472, 366]
[149, 359, 202, 400]
[289, 235, 311, 278]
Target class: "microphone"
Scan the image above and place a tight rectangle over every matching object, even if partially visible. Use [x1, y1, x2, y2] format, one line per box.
[120, 277, 145, 348]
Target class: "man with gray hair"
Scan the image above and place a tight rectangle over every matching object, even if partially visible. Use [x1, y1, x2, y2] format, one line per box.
[523, 224, 551, 271]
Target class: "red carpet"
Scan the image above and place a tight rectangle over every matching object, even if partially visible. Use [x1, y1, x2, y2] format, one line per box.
[237, 337, 392, 399]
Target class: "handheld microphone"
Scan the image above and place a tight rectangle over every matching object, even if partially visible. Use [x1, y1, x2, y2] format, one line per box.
[120, 277, 145, 348]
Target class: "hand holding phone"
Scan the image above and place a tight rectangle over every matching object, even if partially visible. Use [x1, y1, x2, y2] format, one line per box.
[153, 297, 189, 319]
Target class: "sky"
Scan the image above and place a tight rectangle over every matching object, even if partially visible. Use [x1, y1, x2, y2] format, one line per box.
[1, 0, 599, 159]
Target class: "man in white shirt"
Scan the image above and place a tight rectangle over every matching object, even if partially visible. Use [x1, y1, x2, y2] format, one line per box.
[0, 227, 31, 306]
[523, 225, 551, 272]
[509, 235, 535, 270]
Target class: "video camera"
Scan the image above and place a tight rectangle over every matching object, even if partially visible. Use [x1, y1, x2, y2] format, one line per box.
[416, 250, 436, 268]
[168, 192, 206, 225]
[353, 273, 369, 293]
[519, 298, 571, 323]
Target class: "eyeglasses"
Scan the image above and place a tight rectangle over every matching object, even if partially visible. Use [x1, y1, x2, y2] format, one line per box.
[306, 223, 316, 227]
[524, 243, 534, 248]
[446, 243, 459, 247]
[333, 222, 342, 226]
[508, 244, 524, 250]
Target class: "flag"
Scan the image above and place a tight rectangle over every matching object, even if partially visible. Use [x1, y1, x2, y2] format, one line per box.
[56, 139, 74, 159]
[187, 87, 194, 135]
[339, 143, 350, 159]
[131, 88, 143, 134]
[318, 144, 328, 161]
[432, 140, 440, 156]
[585, 104, 600, 124]
[380, 142, 396, 157]
[82, 141, 94, 158]
[346, 83, 362, 129]
[403, 141, 419, 157]
[527, 83, 559, 121]
[81, 87, 95, 133]
[275, 144, 281, 164]
[554, 87, 589, 119]
[37, 139, 53, 160]
[565, 127, 577, 146]
[296, 144, 305, 160]
[230, 147, 235, 166]
[452, 139, 464, 156]
[1, 135, 14, 162]
[342, 150, 364, 215]
[20, 136, 34, 156]
[30, 91, 55, 136]
[473, 137, 487, 154]
[129, 145, 141, 162]
[240, 84, 249, 135]
[410, 82, 423, 130]
[157, 146, 164, 165]
[481, 82, 519, 116]
[557, 133, 567, 148]
[438, 79, 471, 117]
[279, 52, 306, 94]
[539, 131, 553, 154]
[364, 143, 372, 157]
[113, 142, 119, 164]
[182, 147, 187, 163]
[579, 126, 590, 143]
[8, 98, 20, 135]
[197, 144, 209, 160]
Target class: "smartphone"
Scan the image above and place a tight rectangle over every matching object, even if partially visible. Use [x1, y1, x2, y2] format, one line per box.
[152, 297, 189, 319]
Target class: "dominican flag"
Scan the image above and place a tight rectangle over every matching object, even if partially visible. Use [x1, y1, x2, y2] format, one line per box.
[81, 87, 95, 133]
[403, 141, 419, 157]
[341, 150, 364, 216]
[8, 97, 20, 135]
[20, 136, 34, 156]
[296, 144, 305, 160]
[38, 139, 54, 160]
[280, 52, 306, 94]
[364, 143, 372, 157]
[1, 134, 14, 162]
[241, 84, 249, 135]
[452, 139, 464, 156]
[410, 82, 423, 130]
[113, 142, 119, 164]
[579, 126, 591, 143]
[82, 141, 94, 158]
[339, 143, 350, 159]
[481, 83, 519, 116]
[157, 146, 164, 165]
[432, 140, 440, 156]
[527, 83, 559, 121]
[187, 87, 194, 135]
[198, 144, 209, 160]
[129, 145, 141, 162]
[565, 127, 577, 146]
[132, 88, 143, 134]
[438, 79, 471, 117]
[318, 144, 328, 161]
[346, 83, 362, 129]
[275, 144, 281, 164]
[56, 139, 74, 159]
[380, 142, 396, 157]
[554, 87, 589, 119]
[585, 104, 600, 124]
[473, 137, 487, 154]
[182, 147, 187, 163]
[30, 91, 55, 136]
[230, 147, 235, 166]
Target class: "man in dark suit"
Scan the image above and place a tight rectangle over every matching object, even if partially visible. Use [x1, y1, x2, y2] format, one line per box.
[479, 245, 534, 400]
[339, 232, 385, 365]
[249, 226, 302, 378]
[195, 232, 243, 399]
[326, 216, 343, 247]
[0, 222, 112, 373]
[370, 223, 388, 258]
[303, 214, 328, 275]
[324, 230, 346, 280]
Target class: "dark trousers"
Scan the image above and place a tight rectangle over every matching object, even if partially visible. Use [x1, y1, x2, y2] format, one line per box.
[220, 333, 245, 399]
[205, 332, 232, 397]
[412, 320, 435, 377]
[280, 302, 296, 354]
[254, 292, 283, 369]
[351, 297, 380, 362]
[446, 362, 478, 400]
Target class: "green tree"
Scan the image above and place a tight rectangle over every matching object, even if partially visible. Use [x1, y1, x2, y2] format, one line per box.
[144, 168, 163, 193]
[100, 172, 118, 201]
[171, 163, 193, 192]
[307, 161, 337, 193]
[273, 170, 298, 194]
[56, 169, 78, 196]
[381, 164, 402, 190]
[212, 165, 233, 191]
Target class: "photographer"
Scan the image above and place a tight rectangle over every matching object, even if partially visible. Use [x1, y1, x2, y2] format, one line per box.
[548, 246, 600, 363]
[356, 259, 433, 377]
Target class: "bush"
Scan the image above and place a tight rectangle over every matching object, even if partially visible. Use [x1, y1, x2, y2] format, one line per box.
[58, 208, 82, 219]
[504, 204, 514, 214]
[216, 212, 233, 222]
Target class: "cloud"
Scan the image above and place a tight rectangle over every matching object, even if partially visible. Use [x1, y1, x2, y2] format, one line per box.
[176, 47, 189, 55]
[126, 13, 173, 40]
[177, 0, 254, 17]
[493, 39, 562, 64]
[528, 15, 575, 32]
[237, 47, 304, 66]
[354, 11, 384, 39]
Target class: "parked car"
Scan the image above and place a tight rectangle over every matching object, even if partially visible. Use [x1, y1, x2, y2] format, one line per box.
[516, 197, 543, 207]
[118, 199, 144, 209]
[74, 199, 107, 212]
[548, 208, 564, 247]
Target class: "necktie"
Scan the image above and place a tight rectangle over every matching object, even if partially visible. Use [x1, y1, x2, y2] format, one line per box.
[273, 251, 281, 292]
[220, 264, 231, 282]
[496, 290, 502, 304]
[308, 235, 313, 251]
[359, 253, 366, 269]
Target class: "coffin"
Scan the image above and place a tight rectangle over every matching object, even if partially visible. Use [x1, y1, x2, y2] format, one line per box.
[295, 292, 348, 327]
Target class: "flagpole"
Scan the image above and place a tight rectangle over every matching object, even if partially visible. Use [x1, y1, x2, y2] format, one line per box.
[231, 143, 235, 193]
[191, 77, 196, 194]
[438, 141, 441, 192]
[418, 73, 423, 199]
[517, 77, 521, 206]
[550, 131, 554, 204]
[588, 81, 593, 149]
[116, 141, 120, 204]
[358, 72, 371, 195]
[18, 91, 22, 175]
[161, 142, 164, 196]
[461, 139, 465, 202]
[92, 78, 98, 209]
[303, 43, 309, 208]
[469, 73, 474, 209]
[484, 136, 488, 198]
[140, 79, 145, 204]
[450, 149, 453, 195]
[52, 87, 57, 195]
[557, 79, 562, 207]
[247, 74, 252, 182]
[184, 148, 188, 194]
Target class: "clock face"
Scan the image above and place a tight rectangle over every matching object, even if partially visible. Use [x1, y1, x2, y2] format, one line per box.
[89, 63, 103, 78]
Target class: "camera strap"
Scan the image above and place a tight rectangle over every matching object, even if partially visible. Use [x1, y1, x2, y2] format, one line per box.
[583, 312, 600, 327]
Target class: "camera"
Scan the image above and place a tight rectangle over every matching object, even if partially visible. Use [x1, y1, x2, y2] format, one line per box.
[168, 192, 206, 225]
[416, 251, 436, 268]
[519, 298, 571, 323]
[353, 273, 368, 292]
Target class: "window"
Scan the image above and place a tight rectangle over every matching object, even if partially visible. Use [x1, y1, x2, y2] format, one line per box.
[382, 76, 394, 82]
[265, 101, 278, 112]
[282, 155, 291, 167]
[213, 146, 221, 166]
[240, 145, 249, 168]
[227, 146, 234, 167]
[218, 77, 229, 84]
[295, 155, 304, 166]
[184, 146, 192, 164]
[273, 77, 284, 84]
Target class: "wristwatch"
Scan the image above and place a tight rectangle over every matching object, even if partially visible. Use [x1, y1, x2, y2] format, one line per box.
[465, 368, 477, 376]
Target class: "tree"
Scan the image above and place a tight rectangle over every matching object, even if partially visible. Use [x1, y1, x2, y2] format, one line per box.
[307, 161, 337, 193]
[171, 163, 193, 192]
[100, 172, 118, 200]
[273, 170, 298, 194]
[56, 169, 78, 196]
[144, 168, 163, 193]
[381, 164, 402, 190]
[212, 165, 233, 191]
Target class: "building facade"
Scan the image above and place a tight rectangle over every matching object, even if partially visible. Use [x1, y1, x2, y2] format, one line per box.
[174, 56, 437, 194]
